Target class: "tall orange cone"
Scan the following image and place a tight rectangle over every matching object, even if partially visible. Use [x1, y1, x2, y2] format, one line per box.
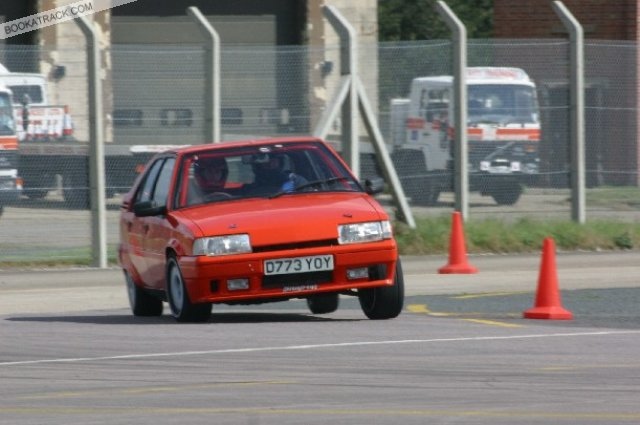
[523, 237, 573, 320]
[438, 211, 478, 274]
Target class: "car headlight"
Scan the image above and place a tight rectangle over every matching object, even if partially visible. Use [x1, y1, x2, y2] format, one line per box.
[193, 234, 252, 256]
[338, 221, 392, 245]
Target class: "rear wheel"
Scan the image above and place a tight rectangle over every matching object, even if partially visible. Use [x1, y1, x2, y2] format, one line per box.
[358, 259, 405, 320]
[166, 256, 212, 323]
[125, 270, 163, 317]
[307, 293, 339, 314]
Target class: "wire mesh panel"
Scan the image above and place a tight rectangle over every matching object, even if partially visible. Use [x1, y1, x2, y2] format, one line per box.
[1, 37, 640, 265]
[376, 38, 575, 218]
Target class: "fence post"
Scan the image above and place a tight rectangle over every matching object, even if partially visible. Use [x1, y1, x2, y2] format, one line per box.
[435, 1, 469, 221]
[553, 1, 585, 224]
[76, 15, 107, 268]
[318, 5, 415, 228]
[323, 5, 359, 177]
[187, 7, 221, 143]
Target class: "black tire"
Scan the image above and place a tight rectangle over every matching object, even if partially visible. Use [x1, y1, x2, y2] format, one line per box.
[490, 180, 523, 205]
[62, 172, 89, 209]
[166, 256, 212, 323]
[358, 259, 405, 320]
[24, 189, 49, 199]
[393, 150, 439, 206]
[415, 176, 440, 206]
[306, 293, 340, 314]
[125, 271, 163, 317]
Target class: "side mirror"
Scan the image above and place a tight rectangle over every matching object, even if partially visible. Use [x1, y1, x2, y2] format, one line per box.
[133, 200, 166, 217]
[363, 177, 384, 195]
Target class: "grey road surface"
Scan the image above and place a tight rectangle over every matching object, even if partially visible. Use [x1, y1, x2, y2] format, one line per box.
[1, 250, 639, 314]
[1, 251, 639, 425]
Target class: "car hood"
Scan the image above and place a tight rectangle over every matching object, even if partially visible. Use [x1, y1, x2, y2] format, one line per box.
[176, 193, 388, 246]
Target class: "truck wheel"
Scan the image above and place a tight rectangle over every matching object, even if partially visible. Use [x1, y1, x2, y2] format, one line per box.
[358, 259, 404, 320]
[491, 180, 523, 205]
[412, 176, 440, 206]
[24, 189, 49, 200]
[63, 173, 89, 209]
[393, 151, 436, 206]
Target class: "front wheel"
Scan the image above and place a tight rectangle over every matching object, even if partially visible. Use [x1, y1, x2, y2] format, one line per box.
[490, 179, 523, 205]
[358, 259, 405, 320]
[166, 256, 212, 323]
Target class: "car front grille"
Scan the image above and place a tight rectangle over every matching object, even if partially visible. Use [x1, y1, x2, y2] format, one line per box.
[252, 239, 338, 253]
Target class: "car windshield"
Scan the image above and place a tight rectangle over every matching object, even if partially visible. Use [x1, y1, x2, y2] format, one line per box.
[174, 141, 363, 208]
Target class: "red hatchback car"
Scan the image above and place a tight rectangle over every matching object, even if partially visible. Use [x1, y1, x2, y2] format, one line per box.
[119, 137, 403, 322]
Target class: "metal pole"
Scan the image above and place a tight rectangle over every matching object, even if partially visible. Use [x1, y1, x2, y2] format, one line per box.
[355, 78, 416, 228]
[76, 16, 107, 268]
[553, 1, 585, 223]
[187, 6, 221, 143]
[435, 1, 469, 221]
[323, 5, 359, 177]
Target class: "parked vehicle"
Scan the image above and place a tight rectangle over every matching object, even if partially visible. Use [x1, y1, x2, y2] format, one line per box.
[0, 83, 23, 216]
[0, 64, 84, 203]
[118, 136, 404, 322]
[390, 67, 541, 205]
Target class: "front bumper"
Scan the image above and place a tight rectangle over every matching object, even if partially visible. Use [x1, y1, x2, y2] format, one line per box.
[178, 242, 398, 304]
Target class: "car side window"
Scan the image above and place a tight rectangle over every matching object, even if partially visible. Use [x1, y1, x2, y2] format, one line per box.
[153, 158, 175, 207]
[135, 157, 175, 207]
[135, 159, 163, 204]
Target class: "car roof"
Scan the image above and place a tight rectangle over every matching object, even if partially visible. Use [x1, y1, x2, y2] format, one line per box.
[167, 136, 325, 156]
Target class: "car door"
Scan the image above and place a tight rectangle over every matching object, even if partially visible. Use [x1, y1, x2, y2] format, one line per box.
[140, 157, 176, 289]
[124, 158, 164, 285]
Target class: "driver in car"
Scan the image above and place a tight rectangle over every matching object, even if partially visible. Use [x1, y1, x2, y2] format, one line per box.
[189, 156, 229, 204]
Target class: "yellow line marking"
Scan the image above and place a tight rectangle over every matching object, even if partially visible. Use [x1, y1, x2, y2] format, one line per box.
[406, 304, 520, 323]
[406, 304, 452, 316]
[1, 406, 640, 420]
[453, 291, 530, 299]
[539, 363, 640, 372]
[18, 381, 294, 400]
[461, 318, 523, 328]
[406, 304, 430, 313]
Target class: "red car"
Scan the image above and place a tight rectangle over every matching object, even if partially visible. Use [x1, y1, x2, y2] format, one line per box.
[119, 137, 403, 322]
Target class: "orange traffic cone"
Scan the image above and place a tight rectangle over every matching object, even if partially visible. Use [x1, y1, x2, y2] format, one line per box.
[438, 211, 478, 274]
[523, 237, 573, 320]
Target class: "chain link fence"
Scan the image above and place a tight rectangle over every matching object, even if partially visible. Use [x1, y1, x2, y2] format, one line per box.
[0, 37, 638, 263]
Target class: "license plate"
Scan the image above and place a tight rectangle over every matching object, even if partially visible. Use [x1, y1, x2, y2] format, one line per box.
[264, 255, 334, 276]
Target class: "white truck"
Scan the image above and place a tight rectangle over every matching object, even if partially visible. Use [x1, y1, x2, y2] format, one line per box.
[0, 83, 23, 216]
[390, 66, 541, 205]
[0, 64, 73, 143]
[0, 65, 105, 207]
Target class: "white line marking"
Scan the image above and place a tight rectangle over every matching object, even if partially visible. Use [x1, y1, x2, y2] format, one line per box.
[2, 330, 639, 367]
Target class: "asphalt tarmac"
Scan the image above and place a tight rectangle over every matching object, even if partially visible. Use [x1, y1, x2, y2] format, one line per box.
[1, 251, 639, 425]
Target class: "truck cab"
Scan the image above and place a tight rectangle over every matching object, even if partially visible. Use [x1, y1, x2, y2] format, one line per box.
[391, 67, 541, 206]
[0, 84, 23, 216]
